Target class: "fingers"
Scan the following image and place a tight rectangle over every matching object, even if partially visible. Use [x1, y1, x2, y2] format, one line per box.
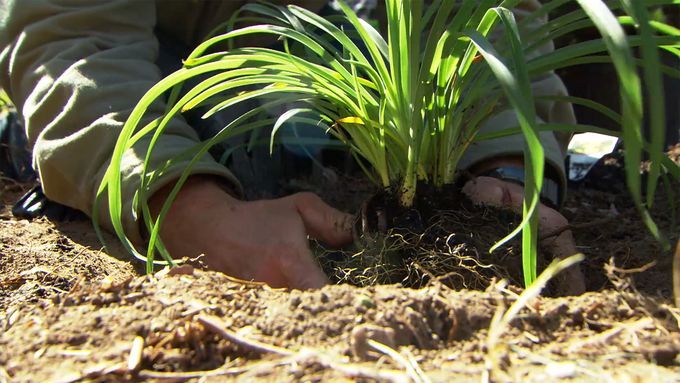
[462, 176, 523, 212]
[278, 245, 330, 290]
[464, 176, 586, 295]
[464, 177, 568, 241]
[288, 192, 354, 247]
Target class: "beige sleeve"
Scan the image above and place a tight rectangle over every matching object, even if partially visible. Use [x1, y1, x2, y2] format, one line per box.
[0, 0, 240, 244]
[458, 0, 574, 189]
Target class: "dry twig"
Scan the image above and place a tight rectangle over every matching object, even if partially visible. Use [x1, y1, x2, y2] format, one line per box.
[138, 360, 284, 380]
[367, 339, 431, 383]
[0, 367, 10, 383]
[197, 314, 411, 382]
[197, 314, 292, 356]
[566, 318, 654, 353]
[127, 336, 144, 372]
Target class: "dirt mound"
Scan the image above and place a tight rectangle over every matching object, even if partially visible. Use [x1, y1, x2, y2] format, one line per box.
[1, 175, 679, 382]
[2, 267, 678, 383]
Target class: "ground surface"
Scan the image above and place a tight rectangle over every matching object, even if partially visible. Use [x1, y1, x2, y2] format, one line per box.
[1, 169, 679, 382]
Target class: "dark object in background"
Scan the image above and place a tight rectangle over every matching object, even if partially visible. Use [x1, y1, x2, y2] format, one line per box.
[0, 111, 33, 182]
[674, 238, 680, 307]
[0, 111, 85, 221]
[554, 4, 679, 148]
[575, 143, 680, 195]
[555, 4, 679, 195]
[577, 150, 627, 193]
[11, 185, 87, 221]
[558, 53, 679, 149]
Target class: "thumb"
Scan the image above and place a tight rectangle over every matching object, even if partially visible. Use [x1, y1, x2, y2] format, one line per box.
[287, 192, 354, 247]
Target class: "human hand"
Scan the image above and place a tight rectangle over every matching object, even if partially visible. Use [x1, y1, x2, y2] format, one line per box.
[462, 176, 586, 295]
[148, 176, 353, 290]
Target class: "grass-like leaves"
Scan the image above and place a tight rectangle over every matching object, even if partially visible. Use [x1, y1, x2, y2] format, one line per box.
[98, 0, 680, 286]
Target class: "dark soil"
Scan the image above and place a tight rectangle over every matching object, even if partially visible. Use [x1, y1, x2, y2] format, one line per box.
[321, 184, 526, 290]
[1, 164, 679, 382]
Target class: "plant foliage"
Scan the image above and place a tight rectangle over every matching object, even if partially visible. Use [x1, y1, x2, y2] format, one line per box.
[0, 89, 12, 111]
[98, 0, 680, 286]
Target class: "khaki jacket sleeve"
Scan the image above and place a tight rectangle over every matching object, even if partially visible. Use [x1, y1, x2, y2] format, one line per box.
[458, 0, 574, 192]
[0, 0, 240, 244]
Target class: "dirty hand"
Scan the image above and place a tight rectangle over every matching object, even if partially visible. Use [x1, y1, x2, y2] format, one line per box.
[462, 176, 586, 295]
[149, 176, 354, 290]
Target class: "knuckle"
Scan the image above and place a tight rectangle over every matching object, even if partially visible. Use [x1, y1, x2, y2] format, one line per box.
[295, 191, 321, 205]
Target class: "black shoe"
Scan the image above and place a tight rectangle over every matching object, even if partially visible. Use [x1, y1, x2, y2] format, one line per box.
[11, 185, 87, 221]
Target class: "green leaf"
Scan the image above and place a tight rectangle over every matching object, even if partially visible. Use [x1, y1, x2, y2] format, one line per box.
[466, 7, 544, 286]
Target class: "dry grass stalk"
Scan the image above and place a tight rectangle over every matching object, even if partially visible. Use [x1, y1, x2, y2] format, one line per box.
[139, 360, 289, 380]
[127, 336, 144, 372]
[484, 254, 585, 382]
[197, 314, 412, 382]
[0, 367, 10, 383]
[367, 339, 431, 383]
[566, 317, 654, 353]
[304, 350, 410, 383]
[197, 314, 292, 356]
[52, 362, 126, 383]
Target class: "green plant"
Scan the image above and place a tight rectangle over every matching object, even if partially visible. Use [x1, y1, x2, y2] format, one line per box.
[97, 0, 680, 286]
[0, 89, 12, 111]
